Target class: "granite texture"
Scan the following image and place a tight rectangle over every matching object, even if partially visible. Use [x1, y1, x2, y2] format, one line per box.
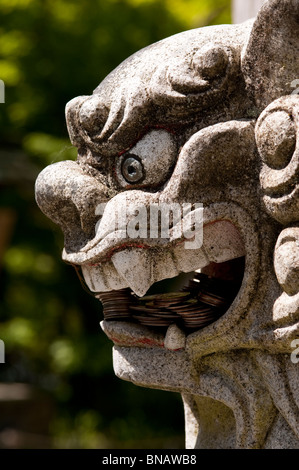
[35, 0, 299, 448]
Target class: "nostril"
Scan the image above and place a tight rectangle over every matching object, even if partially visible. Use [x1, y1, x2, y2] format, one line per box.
[35, 160, 111, 253]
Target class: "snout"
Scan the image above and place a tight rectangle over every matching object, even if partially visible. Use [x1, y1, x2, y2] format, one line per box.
[35, 160, 112, 252]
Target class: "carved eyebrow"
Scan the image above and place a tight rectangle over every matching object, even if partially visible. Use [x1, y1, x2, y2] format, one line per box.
[117, 125, 178, 157]
[74, 37, 239, 157]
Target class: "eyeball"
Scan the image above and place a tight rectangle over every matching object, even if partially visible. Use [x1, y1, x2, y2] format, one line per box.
[115, 130, 177, 188]
[121, 155, 144, 183]
[115, 129, 177, 188]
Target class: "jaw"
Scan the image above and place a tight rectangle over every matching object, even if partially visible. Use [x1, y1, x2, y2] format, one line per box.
[72, 202, 259, 353]
[99, 255, 246, 351]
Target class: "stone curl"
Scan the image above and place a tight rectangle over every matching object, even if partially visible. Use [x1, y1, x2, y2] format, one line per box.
[66, 35, 241, 158]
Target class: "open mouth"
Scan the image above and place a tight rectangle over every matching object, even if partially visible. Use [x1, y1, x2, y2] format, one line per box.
[75, 255, 245, 351]
[71, 215, 250, 350]
[96, 257, 245, 333]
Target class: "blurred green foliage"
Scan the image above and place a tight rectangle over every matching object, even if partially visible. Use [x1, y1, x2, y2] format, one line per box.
[0, 0, 231, 448]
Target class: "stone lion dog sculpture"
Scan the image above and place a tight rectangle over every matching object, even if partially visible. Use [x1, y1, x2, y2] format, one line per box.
[35, 0, 299, 448]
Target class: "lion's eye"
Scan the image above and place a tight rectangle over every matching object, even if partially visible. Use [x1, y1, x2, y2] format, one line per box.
[121, 155, 144, 183]
[115, 130, 177, 188]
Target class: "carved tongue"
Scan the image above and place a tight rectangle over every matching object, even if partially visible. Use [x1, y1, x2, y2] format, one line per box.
[111, 249, 153, 297]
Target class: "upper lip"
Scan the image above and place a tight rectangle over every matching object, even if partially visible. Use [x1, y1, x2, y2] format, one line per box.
[73, 219, 244, 296]
[62, 205, 233, 266]
[62, 206, 203, 265]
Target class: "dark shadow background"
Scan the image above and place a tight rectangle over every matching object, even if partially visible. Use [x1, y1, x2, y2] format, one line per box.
[0, 0, 231, 449]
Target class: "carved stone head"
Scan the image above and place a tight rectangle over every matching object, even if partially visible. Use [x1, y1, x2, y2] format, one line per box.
[35, 0, 299, 448]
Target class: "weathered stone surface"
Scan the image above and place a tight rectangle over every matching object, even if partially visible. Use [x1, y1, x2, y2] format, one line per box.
[35, 0, 299, 449]
[242, 0, 299, 111]
[164, 324, 186, 351]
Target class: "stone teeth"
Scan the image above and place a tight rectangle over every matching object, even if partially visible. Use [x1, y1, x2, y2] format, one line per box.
[173, 221, 246, 272]
[173, 244, 209, 273]
[202, 221, 245, 263]
[111, 249, 153, 297]
[82, 264, 109, 292]
[151, 250, 179, 284]
[81, 261, 128, 292]
[104, 261, 130, 291]
[83, 220, 246, 296]
[164, 324, 186, 351]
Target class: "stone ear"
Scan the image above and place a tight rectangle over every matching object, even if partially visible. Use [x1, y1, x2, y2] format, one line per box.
[241, 0, 299, 111]
[255, 95, 299, 225]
